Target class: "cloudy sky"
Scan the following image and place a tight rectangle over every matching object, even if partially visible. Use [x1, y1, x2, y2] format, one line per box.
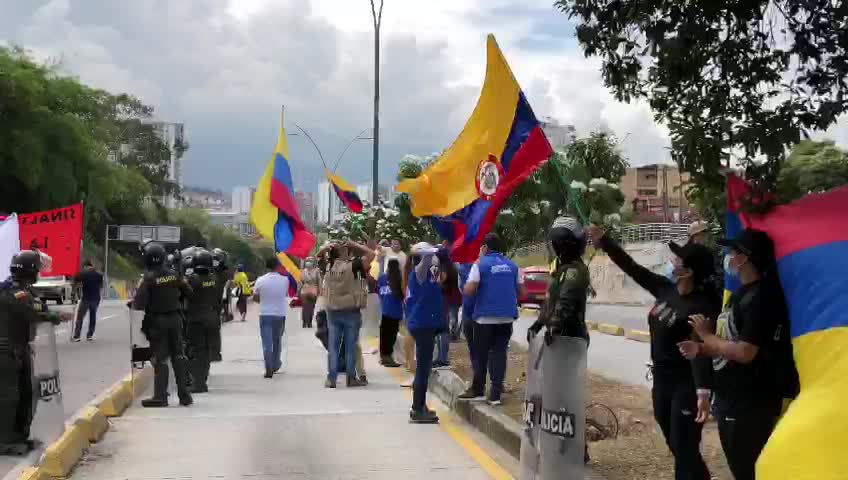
[3, 0, 846, 196]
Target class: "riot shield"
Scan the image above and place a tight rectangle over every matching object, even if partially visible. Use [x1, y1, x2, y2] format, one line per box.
[129, 306, 151, 390]
[519, 333, 545, 480]
[539, 335, 587, 480]
[29, 321, 65, 449]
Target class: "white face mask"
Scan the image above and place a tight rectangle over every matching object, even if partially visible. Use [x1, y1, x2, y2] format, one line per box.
[663, 260, 677, 283]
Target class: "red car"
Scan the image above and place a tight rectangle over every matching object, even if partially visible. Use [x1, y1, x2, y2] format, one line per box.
[519, 266, 552, 306]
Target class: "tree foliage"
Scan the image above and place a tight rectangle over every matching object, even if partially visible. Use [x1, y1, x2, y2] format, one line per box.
[778, 140, 848, 202]
[556, 1, 848, 197]
[564, 131, 629, 181]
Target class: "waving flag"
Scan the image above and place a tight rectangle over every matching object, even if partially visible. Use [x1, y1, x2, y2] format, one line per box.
[326, 171, 364, 213]
[250, 112, 316, 259]
[277, 252, 300, 297]
[723, 178, 848, 479]
[396, 35, 553, 262]
[722, 174, 751, 305]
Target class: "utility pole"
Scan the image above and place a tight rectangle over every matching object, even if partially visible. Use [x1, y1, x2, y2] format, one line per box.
[369, 0, 384, 206]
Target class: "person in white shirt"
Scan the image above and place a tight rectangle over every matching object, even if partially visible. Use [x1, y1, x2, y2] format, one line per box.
[252, 257, 290, 378]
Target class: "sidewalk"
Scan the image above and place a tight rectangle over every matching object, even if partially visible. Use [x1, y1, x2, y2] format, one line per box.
[70, 309, 503, 480]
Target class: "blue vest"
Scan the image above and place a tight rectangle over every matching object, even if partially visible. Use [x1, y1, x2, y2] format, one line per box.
[377, 274, 404, 320]
[404, 269, 445, 331]
[472, 253, 519, 320]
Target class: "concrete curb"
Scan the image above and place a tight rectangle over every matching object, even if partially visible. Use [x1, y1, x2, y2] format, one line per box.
[597, 323, 625, 336]
[18, 367, 153, 479]
[625, 329, 651, 343]
[521, 307, 650, 345]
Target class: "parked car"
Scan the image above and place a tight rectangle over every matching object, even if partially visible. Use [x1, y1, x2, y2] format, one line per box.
[32, 276, 77, 304]
[519, 266, 551, 306]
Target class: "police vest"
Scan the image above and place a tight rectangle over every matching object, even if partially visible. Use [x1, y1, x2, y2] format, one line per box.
[187, 273, 220, 318]
[405, 269, 445, 331]
[473, 253, 519, 320]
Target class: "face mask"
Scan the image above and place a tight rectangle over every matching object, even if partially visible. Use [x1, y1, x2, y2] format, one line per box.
[305, 262, 314, 268]
[724, 255, 738, 277]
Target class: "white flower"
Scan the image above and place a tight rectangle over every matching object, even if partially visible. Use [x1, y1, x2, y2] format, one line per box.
[500, 209, 514, 216]
[540, 200, 551, 207]
[588, 188, 595, 193]
[589, 178, 608, 186]
[608, 183, 619, 190]
[569, 181, 587, 191]
[604, 213, 621, 224]
[530, 204, 541, 214]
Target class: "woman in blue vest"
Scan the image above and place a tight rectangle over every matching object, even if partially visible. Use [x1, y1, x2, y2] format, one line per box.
[404, 242, 446, 424]
[377, 258, 403, 367]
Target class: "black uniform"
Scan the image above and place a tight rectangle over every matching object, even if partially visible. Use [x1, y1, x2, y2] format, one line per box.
[132, 267, 193, 405]
[598, 235, 716, 480]
[186, 272, 223, 391]
[210, 268, 229, 361]
[0, 281, 59, 452]
[533, 258, 590, 342]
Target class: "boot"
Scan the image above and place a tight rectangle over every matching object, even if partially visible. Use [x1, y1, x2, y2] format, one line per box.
[347, 377, 367, 388]
[409, 407, 439, 424]
[142, 397, 169, 408]
[178, 392, 193, 406]
[381, 356, 401, 367]
[191, 385, 208, 393]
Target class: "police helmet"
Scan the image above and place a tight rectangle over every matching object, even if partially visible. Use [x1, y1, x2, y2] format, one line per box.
[10, 250, 41, 283]
[549, 216, 586, 259]
[193, 249, 213, 274]
[142, 242, 167, 268]
[212, 248, 228, 271]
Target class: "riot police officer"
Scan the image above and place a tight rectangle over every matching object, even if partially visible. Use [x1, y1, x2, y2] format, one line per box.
[185, 249, 222, 393]
[0, 251, 64, 454]
[210, 248, 230, 361]
[132, 242, 194, 407]
[529, 216, 590, 342]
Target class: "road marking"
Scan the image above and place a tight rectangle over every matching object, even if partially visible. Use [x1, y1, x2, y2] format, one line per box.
[100, 315, 117, 321]
[370, 337, 514, 480]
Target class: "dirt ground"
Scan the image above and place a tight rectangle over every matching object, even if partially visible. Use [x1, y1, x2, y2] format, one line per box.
[447, 341, 731, 480]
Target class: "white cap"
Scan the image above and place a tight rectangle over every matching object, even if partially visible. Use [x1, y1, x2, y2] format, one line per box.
[411, 242, 438, 255]
[688, 221, 708, 236]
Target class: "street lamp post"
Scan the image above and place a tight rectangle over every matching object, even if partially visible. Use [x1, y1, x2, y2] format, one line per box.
[369, 0, 384, 206]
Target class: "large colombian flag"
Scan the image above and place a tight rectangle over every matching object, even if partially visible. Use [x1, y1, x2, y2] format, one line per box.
[396, 35, 553, 263]
[723, 176, 848, 478]
[326, 171, 364, 213]
[250, 111, 315, 279]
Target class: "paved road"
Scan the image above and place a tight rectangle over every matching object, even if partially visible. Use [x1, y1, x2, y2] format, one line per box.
[70, 308, 511, 480]
[513, 312, 652, 387]
[1, 300, 137, 478]
[523, 303, 652, 333]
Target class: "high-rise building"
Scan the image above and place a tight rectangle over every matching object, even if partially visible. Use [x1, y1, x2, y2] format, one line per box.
[295, 191, 317, 231]
[540, 117, 577, 150]
[619, 164, 691, 222]
[232, 186, 256, 214]
[146, 121, 187, 207]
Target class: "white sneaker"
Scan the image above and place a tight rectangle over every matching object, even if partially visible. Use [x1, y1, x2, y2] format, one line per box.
[71, 337, 81, 343]
[400, 377, 414, 388]
[86, 336, 95, 342]
[488, 399, 503, 406]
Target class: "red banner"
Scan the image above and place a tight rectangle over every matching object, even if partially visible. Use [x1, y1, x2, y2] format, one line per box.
[17, 204, 83, 277]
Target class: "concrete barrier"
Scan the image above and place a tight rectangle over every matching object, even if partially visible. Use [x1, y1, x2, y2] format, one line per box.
[625, 329, 651, 343]
[73, 406, 109, 443]
[597, 323, 625, 336]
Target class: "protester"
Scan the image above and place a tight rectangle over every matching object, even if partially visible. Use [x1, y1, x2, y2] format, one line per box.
[458, 261, 477, 380]
[377, 258, 403, 367]
[362, 238, 382, 349]
[459, 233, 524, 405]
[381, 238, 408, 271]
[319, 240, 374, 388]
[232, 265, 252, 321]
[588, 224, 717, 480]
[299, 257, 321, 328]
[688, 221, 709, 246]
[398, 254, 417, 387]
[253, 257, 289, 378]
[72, 260, 103, 342]
[678, 228, 799, 480]
[434, 248, 461, 369]
[405, 242, 445, 423]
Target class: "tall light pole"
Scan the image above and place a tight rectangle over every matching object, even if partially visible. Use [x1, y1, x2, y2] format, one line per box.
[369, 0, 384, 206]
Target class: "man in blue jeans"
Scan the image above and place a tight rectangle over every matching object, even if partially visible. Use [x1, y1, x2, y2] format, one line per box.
[73, 260, 103, 342]
[459, 234, 524, 405]
[253, 257, 289, 378]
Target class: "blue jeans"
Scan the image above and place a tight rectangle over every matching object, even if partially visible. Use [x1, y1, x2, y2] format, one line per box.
[259, 315, 285, 372]
[74, 299, 99, 339]
[436, 332, 450, 364]
[327, 309, 361, 381]
[471, 322, 513, 400]
[448, 305, 460, 337]
[410, 328, 437, 411]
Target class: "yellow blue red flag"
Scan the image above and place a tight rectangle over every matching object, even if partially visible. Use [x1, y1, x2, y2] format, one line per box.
[250, 111, 316, 259]
[276, 252, 301, 297]
[724, 179, 848, 479]
[396, 34, 552, 262]
[326, 170, 364, 213]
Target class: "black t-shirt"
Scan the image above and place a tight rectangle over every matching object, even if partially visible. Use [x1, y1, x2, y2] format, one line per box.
[713, 280, 796, 413]
[77, 269, 104, 301]
[600, 236, 717, 388]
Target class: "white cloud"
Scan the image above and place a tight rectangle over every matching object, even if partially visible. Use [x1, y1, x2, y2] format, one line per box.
[1, 0, 686, 195]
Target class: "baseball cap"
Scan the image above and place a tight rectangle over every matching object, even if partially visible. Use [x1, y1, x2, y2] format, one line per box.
[717, 228, 774, 270]
[411, 242, 438, 255]
[667, 242, 716, 282]
[688, 220, 708, 236]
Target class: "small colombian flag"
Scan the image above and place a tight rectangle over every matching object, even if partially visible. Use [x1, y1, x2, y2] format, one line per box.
[326, 171, 364, 213]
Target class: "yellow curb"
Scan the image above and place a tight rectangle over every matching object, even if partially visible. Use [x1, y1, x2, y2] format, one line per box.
[16, 466, 48, 480]
[625, 329, 651, 343]
[74, 406, 109, 443]
[597, 323, 625, 336]
[99, 380, 132, 417]
[129, 368, 154, 399]
[40, 425, 89, 477]
[586, 321, 599, 330]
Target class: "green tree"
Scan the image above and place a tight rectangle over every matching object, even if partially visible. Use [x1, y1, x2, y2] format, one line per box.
[564, 131, 628, 181]
[778, 140, 848, 202]
[556, 1, 848, 197]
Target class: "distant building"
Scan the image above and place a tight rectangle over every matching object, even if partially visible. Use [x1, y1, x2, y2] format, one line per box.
[317, 181, 394, 225]
[146, 121, 187, 208]
[183, 187, 226, 210]
[540, 117, 577, 150]
[619, 164, 692, 223]
[232, 186, 256, 214]
[207, 211, 257, 238]
[295, 191, 317, 231]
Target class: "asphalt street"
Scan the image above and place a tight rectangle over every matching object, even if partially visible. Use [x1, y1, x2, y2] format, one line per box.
[0, 299, 136, 478]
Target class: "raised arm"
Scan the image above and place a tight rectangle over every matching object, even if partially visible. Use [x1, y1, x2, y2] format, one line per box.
[588, 225, 667, 297]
